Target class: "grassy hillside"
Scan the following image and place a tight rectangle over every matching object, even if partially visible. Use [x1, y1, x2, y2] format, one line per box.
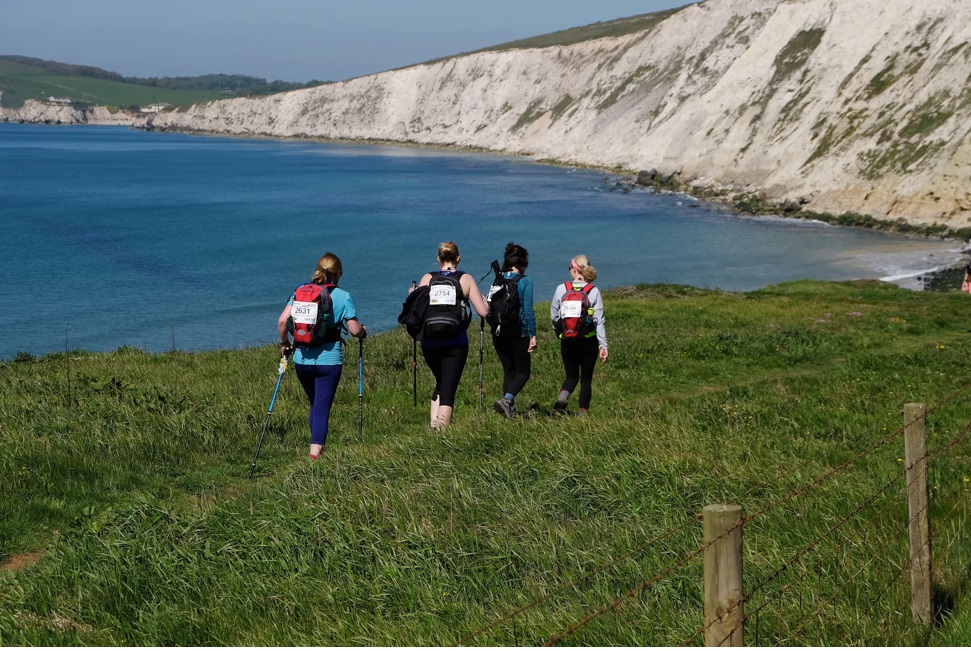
[0, 59, 232, 109]
[412, 6, 687, 71]
[1, 280, 970, 645]
[481, 7, 685, 52]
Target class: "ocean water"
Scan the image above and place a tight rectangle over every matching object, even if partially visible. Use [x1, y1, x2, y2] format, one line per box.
[0, 123, 963, 360]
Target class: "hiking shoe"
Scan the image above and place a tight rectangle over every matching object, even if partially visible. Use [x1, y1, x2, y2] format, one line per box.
[553, 396, 568, 414]
[494, 398, 515, 418]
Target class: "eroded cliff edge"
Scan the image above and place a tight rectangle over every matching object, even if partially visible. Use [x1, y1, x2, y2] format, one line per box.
[50, 0, 971, 230]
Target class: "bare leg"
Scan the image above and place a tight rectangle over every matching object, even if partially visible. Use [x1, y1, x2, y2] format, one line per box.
[437, 405, 453, 429]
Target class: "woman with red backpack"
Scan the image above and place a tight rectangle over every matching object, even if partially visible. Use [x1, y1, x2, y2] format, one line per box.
[277, 252, 367, 459]
[550, 254, 608, 415]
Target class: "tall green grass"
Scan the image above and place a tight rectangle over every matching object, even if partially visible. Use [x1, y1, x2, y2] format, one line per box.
[1, 280, 970, 645]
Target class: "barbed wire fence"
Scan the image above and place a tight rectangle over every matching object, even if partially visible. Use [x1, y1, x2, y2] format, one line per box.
[455, 381, 971, 646]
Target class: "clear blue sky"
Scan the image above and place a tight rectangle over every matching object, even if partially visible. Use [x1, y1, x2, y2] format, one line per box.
[2, 1, 690, 82]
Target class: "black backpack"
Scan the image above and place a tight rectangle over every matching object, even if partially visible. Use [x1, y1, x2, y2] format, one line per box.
[486, 272, 522, 338]
[397, 285, 430, 340]
[423, 271, 471, 338]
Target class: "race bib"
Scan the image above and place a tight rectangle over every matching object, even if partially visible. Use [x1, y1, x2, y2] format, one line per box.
[560, 300, 583, 318]
[291, 301, 318, 324]
[430, 285, 458, 306]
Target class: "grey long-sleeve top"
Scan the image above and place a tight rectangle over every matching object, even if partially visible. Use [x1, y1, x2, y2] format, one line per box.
[549, 281, 607, 349]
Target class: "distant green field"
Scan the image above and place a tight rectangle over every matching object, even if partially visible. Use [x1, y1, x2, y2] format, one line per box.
[0, 59, 230, 109]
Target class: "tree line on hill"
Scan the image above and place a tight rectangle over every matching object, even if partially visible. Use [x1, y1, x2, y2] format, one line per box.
[0, 55, 330, 96]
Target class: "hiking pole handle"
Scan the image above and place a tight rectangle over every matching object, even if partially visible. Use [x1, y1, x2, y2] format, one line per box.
[478, 261, 500, 283]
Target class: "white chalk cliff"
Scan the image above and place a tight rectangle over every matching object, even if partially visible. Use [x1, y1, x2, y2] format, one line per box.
[28, 0, 971, 228]
[1, 98, 145, 126]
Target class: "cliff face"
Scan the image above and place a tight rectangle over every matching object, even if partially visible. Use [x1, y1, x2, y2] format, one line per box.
[59, 0, 971, 227]
[1, 98, 146, 126]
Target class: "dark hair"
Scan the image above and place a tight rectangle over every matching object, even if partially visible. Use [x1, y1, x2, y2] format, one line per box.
[501, 242, 528, 272]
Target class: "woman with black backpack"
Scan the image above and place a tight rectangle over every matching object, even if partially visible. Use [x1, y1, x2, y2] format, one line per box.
[550, 254, 608, 416]
[488, 242, 536, 418]
[415, 241, 490, 430]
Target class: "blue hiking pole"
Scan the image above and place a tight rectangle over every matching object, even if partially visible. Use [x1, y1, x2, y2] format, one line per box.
[358, 338, 364, 442]
[249, 347, 290, 479]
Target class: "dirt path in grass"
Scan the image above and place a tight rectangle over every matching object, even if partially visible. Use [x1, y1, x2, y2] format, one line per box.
[0, 549, 45, 573]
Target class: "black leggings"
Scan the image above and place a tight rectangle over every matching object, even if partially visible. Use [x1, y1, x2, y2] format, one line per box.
[421, 344, 468, 407]
[560, 337, 599, 409]
[492, 335, 531, 397]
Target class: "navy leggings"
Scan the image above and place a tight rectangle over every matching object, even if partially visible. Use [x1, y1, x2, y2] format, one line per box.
[560, 337, 599, 409]
[295, 363, 343, 446]
[421, 344, 468, 407]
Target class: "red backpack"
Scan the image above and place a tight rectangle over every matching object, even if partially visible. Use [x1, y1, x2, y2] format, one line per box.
[288, 283, 339, 347]
[558, 282, 595, 339]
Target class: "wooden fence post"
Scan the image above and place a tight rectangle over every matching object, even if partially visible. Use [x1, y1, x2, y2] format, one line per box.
[704, 504, 743, 646]
[904, 402, 932, 626]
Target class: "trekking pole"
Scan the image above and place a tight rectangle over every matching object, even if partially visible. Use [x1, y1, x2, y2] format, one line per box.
[358, 337, 364, 443]
[249, 346, 291, 479]
[476, 262, 498, 416]
[411, 280, 418, 407]
[479, 317, 485, 415]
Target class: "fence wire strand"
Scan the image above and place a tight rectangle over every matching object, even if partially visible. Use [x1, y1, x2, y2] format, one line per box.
[456, 384, 971, 647]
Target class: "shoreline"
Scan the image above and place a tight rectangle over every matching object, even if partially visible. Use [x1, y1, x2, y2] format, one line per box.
[10, 116, 967, 243]
[145, 120, 971, 243]
[919, 263, 966, 293]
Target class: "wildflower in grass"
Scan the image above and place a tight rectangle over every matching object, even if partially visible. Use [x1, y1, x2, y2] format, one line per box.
[938, 345, 945, 350]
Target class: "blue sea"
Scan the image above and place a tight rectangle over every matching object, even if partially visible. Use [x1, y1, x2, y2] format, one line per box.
[0, 123, 963, 360]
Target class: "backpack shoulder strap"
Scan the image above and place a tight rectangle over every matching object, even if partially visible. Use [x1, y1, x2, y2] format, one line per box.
[581, 283, 595, 295]
[564, 281, 573, 292]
